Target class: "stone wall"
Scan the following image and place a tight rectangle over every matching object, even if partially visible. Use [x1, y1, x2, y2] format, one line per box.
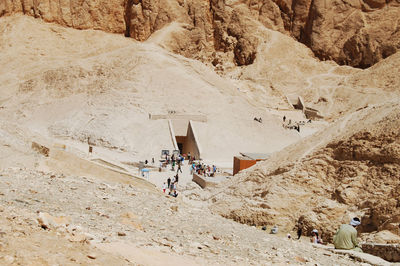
[361, 243, 400, 262]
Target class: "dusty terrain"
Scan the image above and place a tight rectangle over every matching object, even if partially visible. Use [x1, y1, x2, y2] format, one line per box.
[0, 1, 400, 264]
[0, 167, 370, 265]
[209, 101, 400, 243]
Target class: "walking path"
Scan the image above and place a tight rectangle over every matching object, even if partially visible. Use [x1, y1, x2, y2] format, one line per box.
[141, 162, 194, 191]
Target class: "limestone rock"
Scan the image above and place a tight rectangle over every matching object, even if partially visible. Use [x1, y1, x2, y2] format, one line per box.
[2, 0, 398, 67]
[37, 212, 70, 230]
[211, 103, 400, 241]
[0, 0, 126, 33]
[302, 0, 400, 68]
[68, 233, 87, 243]
[120, 212, 143, 231]
[3, 255, 15, 264]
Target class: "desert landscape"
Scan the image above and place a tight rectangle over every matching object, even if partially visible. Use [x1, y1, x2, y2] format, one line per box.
[0, 0, 400, 265]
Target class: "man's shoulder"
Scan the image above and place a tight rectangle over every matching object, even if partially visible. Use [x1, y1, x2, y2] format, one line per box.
[341, 224, 356, 232]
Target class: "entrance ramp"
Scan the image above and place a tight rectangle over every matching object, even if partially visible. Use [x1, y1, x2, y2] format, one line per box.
[167, 119, 202, 159]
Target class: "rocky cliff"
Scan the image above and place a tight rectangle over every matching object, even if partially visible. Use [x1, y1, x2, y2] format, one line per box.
[0, 0, 126, 33]
[210, 101, 400, 241]
[1, 0, 399, 68]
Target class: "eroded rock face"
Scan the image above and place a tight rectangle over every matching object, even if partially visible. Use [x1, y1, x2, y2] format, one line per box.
[0, 0, 126, 33]
[211, 103, 400, 241]
[302, 0, 400, 68]
[1, 0, 399, 67]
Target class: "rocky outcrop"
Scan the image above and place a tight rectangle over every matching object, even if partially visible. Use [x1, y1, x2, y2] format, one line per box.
[122, 0, 400, 68]
[211, 103, 400, 241]
[1, 0, 399, 67]
[301, 0, 400, 68]
[0, 0, 126, 33]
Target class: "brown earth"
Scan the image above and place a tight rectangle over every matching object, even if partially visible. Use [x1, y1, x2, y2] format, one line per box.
[1, 0, 399, 67]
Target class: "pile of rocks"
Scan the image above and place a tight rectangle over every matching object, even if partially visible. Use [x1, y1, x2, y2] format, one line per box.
[0, 167, 365, 265]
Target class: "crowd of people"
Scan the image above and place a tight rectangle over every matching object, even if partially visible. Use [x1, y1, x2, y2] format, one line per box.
[191, 162, 217, 177]
[157, 151, 220, 197]
[282, 115, 312, 133]
[159, 152, 196, 170]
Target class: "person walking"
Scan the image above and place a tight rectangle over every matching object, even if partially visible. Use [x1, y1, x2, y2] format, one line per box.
[167, 177, 171, 189]
[190, 163, 195, 175]
[177, 163, 182, 173]
[296, 221, 303, 240]
[162, 182, 167, 193]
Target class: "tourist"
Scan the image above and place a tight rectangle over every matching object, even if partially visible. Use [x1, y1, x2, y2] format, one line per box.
[296, 221, 303, 240]
[190, 163, 195, 174]
[177, 164, 182, 173]
[188, 152, 191, 163]
[145, 159, 148, 165]
[162, 182, 167, 193]
[169, 190, 178, 197]
[270, 225, 278, 234]
[167, 177, 171, 189]
[283, 116, 286, 122]
[310, 229, 323, 244]
[175, 174, 179, 183]
[333, 217, 362, 252]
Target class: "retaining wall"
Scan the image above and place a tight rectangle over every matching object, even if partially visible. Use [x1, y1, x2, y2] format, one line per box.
[361, 243, 400, 262]
[149, 114, 207, 122]
[192, 173, 218, 189]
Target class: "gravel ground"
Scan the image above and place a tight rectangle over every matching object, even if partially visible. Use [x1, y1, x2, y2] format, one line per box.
[0, 167, 366, 265]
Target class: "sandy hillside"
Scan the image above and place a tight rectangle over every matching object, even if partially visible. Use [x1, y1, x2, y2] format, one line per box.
[0, 15, 304, 165]
[208, 100, 400, 243]
[2, 15, 399, 167]
[0, 10, 400, 265]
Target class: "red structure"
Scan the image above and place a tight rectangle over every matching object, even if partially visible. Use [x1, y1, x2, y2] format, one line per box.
[233, 153, 271, 175]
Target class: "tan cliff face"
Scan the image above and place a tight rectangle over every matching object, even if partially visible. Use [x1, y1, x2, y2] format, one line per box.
[0, 0, 126, 33]
[1, 0, 399, 68]
[210, 102, 400, 242]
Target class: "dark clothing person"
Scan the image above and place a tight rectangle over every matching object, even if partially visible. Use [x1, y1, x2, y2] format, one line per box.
[297, 224, 303, 239]
[167, 177, 171, 188]
[177, 164, 182, 173]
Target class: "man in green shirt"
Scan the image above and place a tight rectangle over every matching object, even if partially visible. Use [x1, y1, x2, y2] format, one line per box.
[333, 217, 363, 252]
